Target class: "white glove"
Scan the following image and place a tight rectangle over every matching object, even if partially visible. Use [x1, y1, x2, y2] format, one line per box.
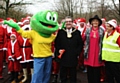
[11, 58, 15, 61]
[8, 56, 14, 61]
[2, 48, 7, 51]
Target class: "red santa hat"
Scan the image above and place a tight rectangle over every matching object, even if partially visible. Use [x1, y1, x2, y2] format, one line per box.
[0, 18, 4, 22]
[10, 32, 17, 38]
[26, 16, 31, 19]
[6, 17, 16, 22]
[78, 18, 86, 23]
[101, 18, 106, 21]
[21, 18, 29, 24]
[17, 22, 23, 27]
[73, 19, 77, 24]
[107, 19, 117, 28]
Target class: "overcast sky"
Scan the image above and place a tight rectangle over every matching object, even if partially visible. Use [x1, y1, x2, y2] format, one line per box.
[26, 0, 55, 14]
[25, 0, 119, 14]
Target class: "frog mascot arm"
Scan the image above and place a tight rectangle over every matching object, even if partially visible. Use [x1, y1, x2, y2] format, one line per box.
[4, 10, 59, 83]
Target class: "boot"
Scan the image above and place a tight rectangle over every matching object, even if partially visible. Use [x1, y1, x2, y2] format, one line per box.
[52, 74, 58, 83]
[9, 71, 14, 81]
[15, 72, 19, 83]
[30, 68, 33, 76]
[30, 68, 33, 80]
[22, 68, 27, 82]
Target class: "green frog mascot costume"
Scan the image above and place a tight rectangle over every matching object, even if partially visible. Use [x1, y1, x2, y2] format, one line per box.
[4, 10, 59, 83]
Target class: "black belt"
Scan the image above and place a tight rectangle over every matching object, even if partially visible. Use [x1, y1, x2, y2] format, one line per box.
[12, 53, 15, 55]
[20, 46, 31, 48]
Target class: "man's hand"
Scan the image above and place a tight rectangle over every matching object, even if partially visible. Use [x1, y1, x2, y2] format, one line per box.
[4, 20, 20, 31]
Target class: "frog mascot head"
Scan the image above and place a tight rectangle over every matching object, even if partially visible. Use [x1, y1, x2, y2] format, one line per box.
[30, 10, 59, 37]
[4, 10, 59, 37]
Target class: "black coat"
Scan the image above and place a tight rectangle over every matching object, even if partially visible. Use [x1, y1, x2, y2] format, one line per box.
[54, 28, 83, 67]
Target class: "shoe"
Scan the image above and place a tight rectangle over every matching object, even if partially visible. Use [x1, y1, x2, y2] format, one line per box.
[3, 65, 6, 69]
[0, 76, 3, 80]
[9, 71, 14, 81]
[82, 69, 87, 73]
[100, 78, 104, 82]
[8, 71, 11, 75]
[52, 74, 58, 83]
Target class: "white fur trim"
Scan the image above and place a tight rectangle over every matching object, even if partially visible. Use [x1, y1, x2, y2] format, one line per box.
[11, 40, 17, 53]
[22, 38, 27, 61]
[20, 59, 33, 63]
[17, 56, 22, 60]
[22, 25, 31, 30]
[22, 20, 29, 23]
[17, 22, 23, 25]
[10, 34, 16, 38]
[7, 26, 12, 33]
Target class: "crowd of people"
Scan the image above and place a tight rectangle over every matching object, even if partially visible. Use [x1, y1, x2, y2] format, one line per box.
[0, 13, 120, 83]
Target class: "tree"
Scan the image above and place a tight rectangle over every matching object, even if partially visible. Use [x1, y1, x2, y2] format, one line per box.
[111, 0, 120, 21]
[0, 0, 33, 19]
[0, 0, 46, 19]
[52, 0, 80, 19]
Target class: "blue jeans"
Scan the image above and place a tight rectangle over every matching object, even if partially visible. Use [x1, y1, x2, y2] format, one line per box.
[31, 56, 52, 83]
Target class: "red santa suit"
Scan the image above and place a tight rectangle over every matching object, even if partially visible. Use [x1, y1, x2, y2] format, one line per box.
[4, 24, 19, 73]
[18, 35, 33, 63]
[76, 18, 87, 68]
[0, 24, 7, 78]
[100, 18, 106, 31]
[7, 35, 21, 72]
[116, 25, 120, 33]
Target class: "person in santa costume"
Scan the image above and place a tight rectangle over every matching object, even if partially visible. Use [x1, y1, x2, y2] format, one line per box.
[100, 18, 106, 31]
[0, 18, 7, 79]
[5, 18, 19, 74]
[76, 18, 87, 72]
[7, 32, 22, 82]
[116, 24, 120, 33]
[18, 24, 33, 83]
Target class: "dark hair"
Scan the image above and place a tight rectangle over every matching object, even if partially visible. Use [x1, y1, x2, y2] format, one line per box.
[65, 16, 73, 21]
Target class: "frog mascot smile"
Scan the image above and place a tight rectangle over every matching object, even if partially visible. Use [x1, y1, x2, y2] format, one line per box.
[4, 10, 59, 83]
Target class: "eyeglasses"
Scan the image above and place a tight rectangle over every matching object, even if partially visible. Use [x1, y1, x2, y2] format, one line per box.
[106, 25, 113, 27]
[65, 21, 72, 23]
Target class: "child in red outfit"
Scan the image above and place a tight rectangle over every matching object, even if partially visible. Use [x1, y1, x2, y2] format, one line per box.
[7, 32, 22, 82]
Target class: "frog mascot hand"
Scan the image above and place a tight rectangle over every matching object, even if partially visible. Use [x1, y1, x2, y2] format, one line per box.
[4, 10, 59, 83]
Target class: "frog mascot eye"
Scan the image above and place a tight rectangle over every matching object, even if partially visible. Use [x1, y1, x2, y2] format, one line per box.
[46, 12, 52, 21]
[53, 14, 57, 22]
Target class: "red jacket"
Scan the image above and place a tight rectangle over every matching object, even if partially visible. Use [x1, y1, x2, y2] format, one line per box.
[18, 35, 33, 63]
[0, 25, 7, 49]
[7, 40, 21, 71]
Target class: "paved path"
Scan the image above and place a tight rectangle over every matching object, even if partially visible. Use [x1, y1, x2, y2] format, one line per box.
[0, 62, 107, 83]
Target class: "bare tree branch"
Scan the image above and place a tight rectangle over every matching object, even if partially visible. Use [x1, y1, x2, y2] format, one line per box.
[111, 0, 119, 11]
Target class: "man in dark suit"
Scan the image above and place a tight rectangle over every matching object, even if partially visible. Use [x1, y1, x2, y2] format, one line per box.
[54, 16, 83, 83]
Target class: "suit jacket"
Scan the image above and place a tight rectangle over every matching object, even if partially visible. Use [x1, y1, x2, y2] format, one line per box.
[54, 28, 83, 67]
